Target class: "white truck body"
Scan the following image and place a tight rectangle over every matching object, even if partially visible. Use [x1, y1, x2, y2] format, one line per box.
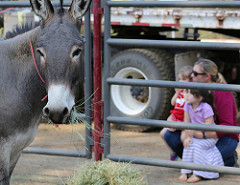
[111, 7, 240, 29]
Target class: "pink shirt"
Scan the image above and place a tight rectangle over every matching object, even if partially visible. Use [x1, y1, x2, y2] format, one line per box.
[214, 91, 239, 141]
[184, 102, 215, 125]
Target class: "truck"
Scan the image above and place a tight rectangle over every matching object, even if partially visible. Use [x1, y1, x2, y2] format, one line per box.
[108, 1, 240, 131]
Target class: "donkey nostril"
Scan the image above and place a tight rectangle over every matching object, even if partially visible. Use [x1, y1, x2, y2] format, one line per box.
[62, 107, 69, 116]
[44, 107, 50, 117]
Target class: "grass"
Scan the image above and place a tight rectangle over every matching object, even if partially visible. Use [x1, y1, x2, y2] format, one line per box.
[66, 159, 147, 185]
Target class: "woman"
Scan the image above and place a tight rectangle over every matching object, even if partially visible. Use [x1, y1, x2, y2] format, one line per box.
[164, 58, 239, 167]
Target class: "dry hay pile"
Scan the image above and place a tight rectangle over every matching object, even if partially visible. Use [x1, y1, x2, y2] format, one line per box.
[67, 159, 147, 185]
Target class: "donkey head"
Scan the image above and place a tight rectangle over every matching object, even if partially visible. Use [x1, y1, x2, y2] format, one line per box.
[30, 0, 91, 124]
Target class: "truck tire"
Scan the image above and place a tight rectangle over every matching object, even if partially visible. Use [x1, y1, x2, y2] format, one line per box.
[110, 49, 174, 132]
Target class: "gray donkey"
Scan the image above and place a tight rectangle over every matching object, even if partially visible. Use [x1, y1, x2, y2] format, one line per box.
[0, 0, 91, 184]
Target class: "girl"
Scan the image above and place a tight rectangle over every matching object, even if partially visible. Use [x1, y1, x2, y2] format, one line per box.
[178, 89, 224, 183]
[160, 65, 192, 161]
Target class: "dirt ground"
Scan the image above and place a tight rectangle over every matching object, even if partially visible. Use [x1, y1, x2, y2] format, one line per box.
[11, 123, 240, 185]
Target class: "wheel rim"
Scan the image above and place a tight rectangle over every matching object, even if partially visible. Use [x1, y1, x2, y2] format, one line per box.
[111, 67, 151, 115]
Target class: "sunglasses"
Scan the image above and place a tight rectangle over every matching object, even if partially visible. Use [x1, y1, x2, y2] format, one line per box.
[192, 70, 206, 76]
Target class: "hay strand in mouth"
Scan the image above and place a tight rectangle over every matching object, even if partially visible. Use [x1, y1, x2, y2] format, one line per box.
[46, 91, 110, 148]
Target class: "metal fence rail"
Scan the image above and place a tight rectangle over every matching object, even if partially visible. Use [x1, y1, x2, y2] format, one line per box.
[106, 0, 240, 8]
[24, 147, 87, 157]
[107, 78, 240, 92]
[107, 155, 240, 175]
[103, 0, 240, 175]
[107, 39, 240, 50]
[107, 116, 240, 133]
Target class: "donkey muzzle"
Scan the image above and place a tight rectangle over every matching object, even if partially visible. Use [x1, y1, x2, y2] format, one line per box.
[43, 84, 75, 124]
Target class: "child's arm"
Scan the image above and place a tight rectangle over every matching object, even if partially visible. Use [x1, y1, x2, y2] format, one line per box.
[180, 130, 186, 143]
[183, 136, 193, 148]
[183, 111, 194, 147]
[204, 116, 213, 125]
[171, 89, 181, 106]
[184, 111, 190, 123]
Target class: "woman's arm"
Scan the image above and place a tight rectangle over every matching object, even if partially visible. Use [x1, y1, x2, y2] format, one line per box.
[205, 131, 218, 138]
[193, 116, 217, 138]
[193, 129, 218, 139]
[214, 91, 238, 139]
[214, 91, 236, 126]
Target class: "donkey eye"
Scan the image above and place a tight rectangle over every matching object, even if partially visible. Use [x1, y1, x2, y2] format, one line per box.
[37, 48, 46, 66]
[72, 48, 81, 58]
[37, 49, 45, 57]
[70, 46, 82, 64]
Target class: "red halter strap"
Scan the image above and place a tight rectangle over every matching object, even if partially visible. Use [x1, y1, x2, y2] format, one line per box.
[30, 41, 48, 101]
[0, 8, 14, 14]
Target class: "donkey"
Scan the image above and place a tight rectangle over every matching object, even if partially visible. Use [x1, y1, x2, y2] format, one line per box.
[0, 0, 91, 184]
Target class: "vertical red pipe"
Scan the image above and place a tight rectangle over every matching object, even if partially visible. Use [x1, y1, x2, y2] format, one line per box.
[93, 0, 103, 161]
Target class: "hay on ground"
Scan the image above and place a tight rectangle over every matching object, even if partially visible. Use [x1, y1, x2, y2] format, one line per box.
[67, 159, 147, 185]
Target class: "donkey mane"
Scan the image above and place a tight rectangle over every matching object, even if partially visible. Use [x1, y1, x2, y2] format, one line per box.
[5, 22, 40, 39]
[0, 27, 42, 70]
[5, 0, 65, 39]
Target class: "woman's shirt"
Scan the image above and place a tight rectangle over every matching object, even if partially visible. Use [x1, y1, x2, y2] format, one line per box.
[214, 91, 239, 141]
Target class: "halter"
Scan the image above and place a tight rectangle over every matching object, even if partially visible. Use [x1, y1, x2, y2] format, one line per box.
[30, 41, 48, 101]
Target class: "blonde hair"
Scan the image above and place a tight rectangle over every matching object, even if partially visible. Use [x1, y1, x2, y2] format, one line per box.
[178, 65, 193, 81]
[195, 58, 226, 84]
[195, 58, 238, 117]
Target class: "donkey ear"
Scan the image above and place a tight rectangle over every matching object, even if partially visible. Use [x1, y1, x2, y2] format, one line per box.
[69, 0, 92, 20]
[30, 0, 54, 21]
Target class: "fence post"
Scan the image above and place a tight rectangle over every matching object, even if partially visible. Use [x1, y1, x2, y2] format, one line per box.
[92, 0, 104, 161]
[103, 0, 111, 157]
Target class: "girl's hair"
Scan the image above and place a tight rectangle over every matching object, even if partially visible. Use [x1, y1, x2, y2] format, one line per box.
[178, 65, 193, 81]
[190, 89, 216, 120]
[195, 58, 227, 84]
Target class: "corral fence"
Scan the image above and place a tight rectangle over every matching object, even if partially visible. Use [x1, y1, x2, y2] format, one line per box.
[103, 0, 240, 175]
